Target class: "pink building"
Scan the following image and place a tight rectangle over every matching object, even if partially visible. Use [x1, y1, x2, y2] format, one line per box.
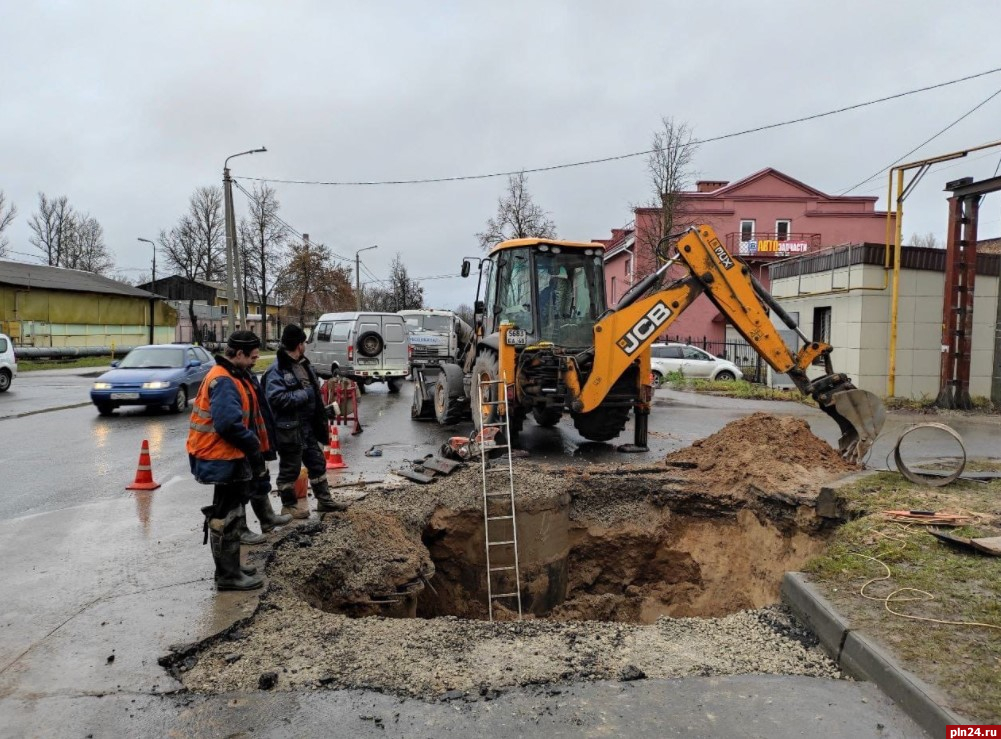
[600, 168, 895, 343]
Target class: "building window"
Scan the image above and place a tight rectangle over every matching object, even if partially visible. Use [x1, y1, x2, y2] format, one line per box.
[776, 220, 791, 241]
[610, 276, 617, 303]
[220, 305, 228, 316]
[740, 220, 755, 241]
[625, 255, 633, 282]
[812, 307, 831, 364]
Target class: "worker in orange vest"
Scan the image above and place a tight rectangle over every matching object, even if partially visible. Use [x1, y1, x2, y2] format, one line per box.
[187, 331, 275, 591]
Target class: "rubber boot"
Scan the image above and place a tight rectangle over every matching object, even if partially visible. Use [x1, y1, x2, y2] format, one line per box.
[251, 496, 293, 531]
[205, 507, 256, 576]
[279, 486, 310, 519]
[236, 505, 267, 545]
[312, 477, 349, 513]
[215, 525, 263, 591]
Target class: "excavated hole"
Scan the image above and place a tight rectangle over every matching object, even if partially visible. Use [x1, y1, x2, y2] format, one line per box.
[298, 487, 830, 624]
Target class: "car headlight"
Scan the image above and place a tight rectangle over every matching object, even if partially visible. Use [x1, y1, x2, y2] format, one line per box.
[142, 381, 171, 389]
[92, 382, 112, 390]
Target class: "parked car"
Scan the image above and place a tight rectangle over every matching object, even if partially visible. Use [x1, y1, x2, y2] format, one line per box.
[306, 312, 409, 393]
[90, 344, 215, 415]
[0, 333, 17, 393]
[650, 342, 743, 384]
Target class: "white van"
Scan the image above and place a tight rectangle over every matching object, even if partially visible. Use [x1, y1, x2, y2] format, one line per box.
[307, 312, 409, 393]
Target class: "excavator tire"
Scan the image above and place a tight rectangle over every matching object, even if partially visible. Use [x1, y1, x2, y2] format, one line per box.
[433, 363, 466, 425]
[532, 407, 562, 427]
[571, 404, 630, 443]
[471, 350, 522, 443]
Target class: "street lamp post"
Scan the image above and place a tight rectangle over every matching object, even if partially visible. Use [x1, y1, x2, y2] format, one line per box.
[355, 245, 378, 310]
[223, 147, 267, 333]
[138, 237, 156, 343]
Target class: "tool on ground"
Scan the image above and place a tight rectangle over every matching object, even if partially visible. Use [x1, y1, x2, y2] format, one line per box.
[325, 425, 348, 470]
[477, 376, 522, 622]
[891, 422, 967, 486]
[364, 446, 383, 457]
[126, 439, 161, 491]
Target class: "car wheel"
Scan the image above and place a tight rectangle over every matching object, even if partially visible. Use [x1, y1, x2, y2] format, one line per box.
[651, 370, 664, 387]
[171, 386, 188, 413]
[387, 378, 402, 394]
[0, 369, 10, 393]
[715, 370, 736, 382]
[97, 404, 114, 416]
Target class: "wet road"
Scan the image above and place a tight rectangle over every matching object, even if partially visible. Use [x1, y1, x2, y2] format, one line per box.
[2, 369, 996, 736]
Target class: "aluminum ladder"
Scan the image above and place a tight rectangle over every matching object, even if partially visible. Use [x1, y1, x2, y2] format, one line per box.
[476, 376, 523, 622]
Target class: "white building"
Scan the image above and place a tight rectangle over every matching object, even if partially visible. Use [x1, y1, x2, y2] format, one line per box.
[769, 243, 1000, 400]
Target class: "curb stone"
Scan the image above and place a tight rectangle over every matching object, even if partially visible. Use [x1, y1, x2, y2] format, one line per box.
[782, 572, 970, 737]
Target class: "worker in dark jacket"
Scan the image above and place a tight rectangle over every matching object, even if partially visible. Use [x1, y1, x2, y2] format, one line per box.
[263, 324, 349, 517]
[187, 331, 275, 590]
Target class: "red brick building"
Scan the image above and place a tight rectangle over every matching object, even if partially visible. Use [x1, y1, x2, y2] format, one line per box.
[599, 168, 895, 342]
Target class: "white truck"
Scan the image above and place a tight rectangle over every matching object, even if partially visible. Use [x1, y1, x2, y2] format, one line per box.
[399, 309, 472, 375]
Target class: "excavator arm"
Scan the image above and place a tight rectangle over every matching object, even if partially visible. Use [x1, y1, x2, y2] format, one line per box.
[574, 225, 885, 463]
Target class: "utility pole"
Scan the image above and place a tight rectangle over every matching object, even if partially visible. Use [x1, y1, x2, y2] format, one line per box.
[223, 147, 267, 333]
[355, 245, 378, 310]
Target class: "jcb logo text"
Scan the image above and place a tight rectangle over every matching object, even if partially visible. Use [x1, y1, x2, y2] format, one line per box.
[617, 301, 673, 356]
[713, 241, 734, 270]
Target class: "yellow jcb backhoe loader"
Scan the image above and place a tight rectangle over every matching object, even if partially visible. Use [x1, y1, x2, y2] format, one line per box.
[414, 224, 884, 463]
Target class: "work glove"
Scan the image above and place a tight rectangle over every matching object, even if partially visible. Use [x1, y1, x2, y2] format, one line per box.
[324, 401, 340, 420]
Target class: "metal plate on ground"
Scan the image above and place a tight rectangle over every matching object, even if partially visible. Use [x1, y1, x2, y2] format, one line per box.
[393, 468, 435, 484]
[420, 457, 462, 475]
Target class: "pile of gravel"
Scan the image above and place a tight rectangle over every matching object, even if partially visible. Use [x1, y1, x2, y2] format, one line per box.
[177, 603, 840, 699]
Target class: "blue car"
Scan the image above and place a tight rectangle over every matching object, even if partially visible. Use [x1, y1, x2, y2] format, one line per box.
[90, 344, 215, 416]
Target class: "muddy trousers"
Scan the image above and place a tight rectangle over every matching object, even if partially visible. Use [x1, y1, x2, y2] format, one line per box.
[274, 426, 334, 509]
[201, 480, 263, 591]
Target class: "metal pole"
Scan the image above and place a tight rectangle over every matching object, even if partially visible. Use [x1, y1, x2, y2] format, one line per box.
[888, 168, 904, 397]
[138, 238, 156, 343]
[223, 166, 237, 334]
[355, 245, 378, 310]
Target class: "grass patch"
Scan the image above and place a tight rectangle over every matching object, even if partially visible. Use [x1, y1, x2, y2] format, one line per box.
[883, 394, 998, 413]
[18, 355, 117, 372]
[665, 375, 814, 403]
[806, 470, 1001, 722]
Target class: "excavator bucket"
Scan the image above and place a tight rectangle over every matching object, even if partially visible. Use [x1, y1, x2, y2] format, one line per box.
[822, 389, 886, 464]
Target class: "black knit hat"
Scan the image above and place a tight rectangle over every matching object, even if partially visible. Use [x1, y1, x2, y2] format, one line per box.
[227, 330, 261, 352]
[281, 324, 308, 350]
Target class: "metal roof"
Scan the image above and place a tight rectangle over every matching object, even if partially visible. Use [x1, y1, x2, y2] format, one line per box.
[0, 260, 159, 298]
[769, 243, 1000, 280]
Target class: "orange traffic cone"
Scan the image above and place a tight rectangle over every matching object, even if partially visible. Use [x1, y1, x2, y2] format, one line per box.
[126, 439, 161, 491]
[325, 425, 348, 470]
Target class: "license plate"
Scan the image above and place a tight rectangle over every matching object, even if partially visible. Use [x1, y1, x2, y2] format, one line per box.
[357, 359, 377, 365]
[110, 392, 140, 400]
[506, 329, 527, 346]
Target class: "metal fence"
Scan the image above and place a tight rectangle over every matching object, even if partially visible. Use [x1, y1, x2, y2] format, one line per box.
[662, 335, 765, 384]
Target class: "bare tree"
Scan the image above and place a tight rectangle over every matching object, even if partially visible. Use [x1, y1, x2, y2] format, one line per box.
[187, 187, 226, 281]
[238, 184, 286, 341]
[28, 193, 75, 266]
[276, 237, 355, 326]
[160, 218, 208, 342]
[63, 214, 114, 275]
[0, 191, 16, 257]
[453, 302, 475, 327]
[366, 253, 424, 311]
[909, 232, 941, 249]
[476, 171, 557, 250]
[637, 117, 699, 265]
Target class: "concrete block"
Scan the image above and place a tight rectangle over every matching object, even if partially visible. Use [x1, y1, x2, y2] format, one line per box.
[781, 573, 849, 663]
[840, 631, 968, 737]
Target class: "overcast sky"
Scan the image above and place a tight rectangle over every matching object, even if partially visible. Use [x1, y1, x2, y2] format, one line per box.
[2, 1, 1000, 309]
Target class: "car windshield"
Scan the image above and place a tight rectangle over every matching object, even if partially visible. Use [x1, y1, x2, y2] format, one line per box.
[119, 347, 185, 369]
[421, 315, 451, 333]
[534, 251, 605, 347]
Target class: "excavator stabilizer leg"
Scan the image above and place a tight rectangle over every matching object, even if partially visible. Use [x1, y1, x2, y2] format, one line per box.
[822, 389, 885, 464]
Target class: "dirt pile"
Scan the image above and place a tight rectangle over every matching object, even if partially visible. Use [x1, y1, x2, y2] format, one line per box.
[663, 413, 858, 496]
[271, 511, 433, 617]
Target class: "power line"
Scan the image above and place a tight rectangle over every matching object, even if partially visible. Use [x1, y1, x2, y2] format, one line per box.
[839, 85, 1001, 195]
[364, 273, 462, 284]
[230, 180, 353, 262]
[236, 66, 1001, 188]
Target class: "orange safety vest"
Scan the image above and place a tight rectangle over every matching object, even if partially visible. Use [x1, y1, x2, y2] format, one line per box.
[186, 365, 271, 460]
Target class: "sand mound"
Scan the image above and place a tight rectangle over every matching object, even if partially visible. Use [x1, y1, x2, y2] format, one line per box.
[664, 413, 857, 495]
